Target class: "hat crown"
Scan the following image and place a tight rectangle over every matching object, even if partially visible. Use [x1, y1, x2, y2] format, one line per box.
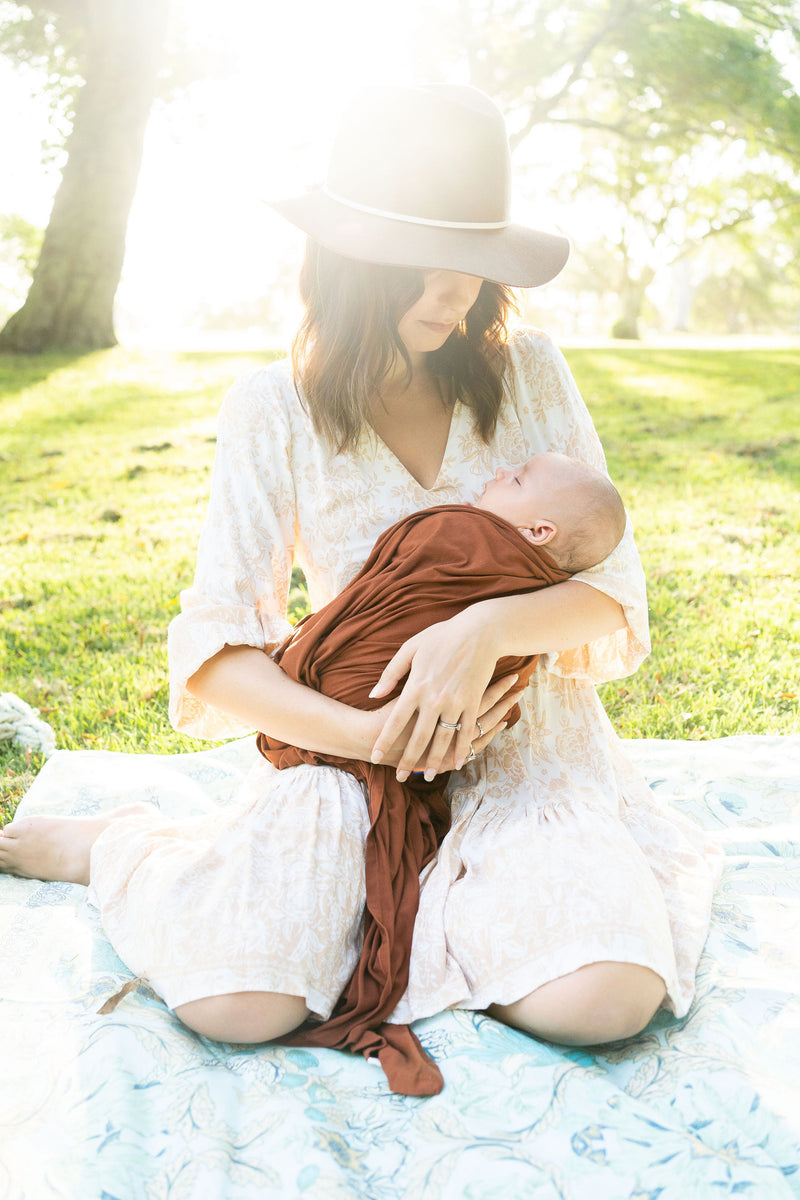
[325, 85, 512, 227]
[266, 83, 570, 288]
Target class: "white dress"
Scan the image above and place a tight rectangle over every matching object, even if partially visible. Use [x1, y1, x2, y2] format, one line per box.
[89, 329, 722, 1023]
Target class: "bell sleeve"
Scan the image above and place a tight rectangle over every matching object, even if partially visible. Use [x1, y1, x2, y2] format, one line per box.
[509, 329, 651, 684]
[167, 369, 298, 739]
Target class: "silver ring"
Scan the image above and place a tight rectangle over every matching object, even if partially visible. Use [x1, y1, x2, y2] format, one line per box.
[466, 744, 476, 762]
[475, 719, 484, 738]
[438, 719, 462, 731]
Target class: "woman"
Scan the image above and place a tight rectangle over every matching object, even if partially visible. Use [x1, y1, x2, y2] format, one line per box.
[0, 84, 721, 1057]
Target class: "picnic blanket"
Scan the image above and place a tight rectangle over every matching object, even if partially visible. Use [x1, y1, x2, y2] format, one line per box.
[1, 734, 798, 1198]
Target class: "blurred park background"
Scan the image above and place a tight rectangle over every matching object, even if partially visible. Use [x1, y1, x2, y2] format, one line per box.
[1, 0, 798, 816]
[1, 0, 799, 348]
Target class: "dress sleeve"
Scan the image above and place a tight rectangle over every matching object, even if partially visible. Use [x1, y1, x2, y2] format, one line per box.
[509, 329, 651, 684]
[167, 368, 297, 739]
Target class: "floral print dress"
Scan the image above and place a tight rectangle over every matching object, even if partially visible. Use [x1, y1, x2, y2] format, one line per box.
[88, 329, 722, 1022]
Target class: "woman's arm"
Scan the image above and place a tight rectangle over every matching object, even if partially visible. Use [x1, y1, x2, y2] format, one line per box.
[169, 371, 300, 741]
[468, 580, 626, 657]
[187, 645, 379, 761]
[187, 643, 522, 768]
[370, 579, 626, 777]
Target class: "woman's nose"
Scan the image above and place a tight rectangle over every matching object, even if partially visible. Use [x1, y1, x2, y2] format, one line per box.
[427, 270, 479, 310]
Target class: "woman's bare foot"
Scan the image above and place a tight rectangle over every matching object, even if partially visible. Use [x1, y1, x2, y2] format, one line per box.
[0, 804, 153, 885]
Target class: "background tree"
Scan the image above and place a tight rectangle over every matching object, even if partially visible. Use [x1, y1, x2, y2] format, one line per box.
[689, 192, 800, 333]
[577, 1, 800, 334]
[564, 135, 798, 336]
[0, 0, 169, 353]
[414, 0, 800, 336]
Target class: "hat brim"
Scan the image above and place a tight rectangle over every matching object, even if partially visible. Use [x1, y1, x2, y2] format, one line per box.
[266, 190, 569, 289]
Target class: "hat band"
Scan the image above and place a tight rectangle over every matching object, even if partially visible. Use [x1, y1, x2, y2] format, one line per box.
[322, 186, 510, 231]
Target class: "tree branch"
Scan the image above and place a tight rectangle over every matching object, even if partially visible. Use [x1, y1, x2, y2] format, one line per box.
[509, 0, 640, 151]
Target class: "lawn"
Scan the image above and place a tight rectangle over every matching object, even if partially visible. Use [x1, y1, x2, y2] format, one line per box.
[1, 341, 798, 822]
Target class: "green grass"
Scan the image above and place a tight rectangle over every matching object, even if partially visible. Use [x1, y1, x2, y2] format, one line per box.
[571, 346, 800, 739]
[1, 343, 798, 822]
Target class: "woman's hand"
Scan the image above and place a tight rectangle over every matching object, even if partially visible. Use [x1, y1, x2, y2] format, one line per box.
[367, 676, 520, 779]
[368, 611, 521, 780]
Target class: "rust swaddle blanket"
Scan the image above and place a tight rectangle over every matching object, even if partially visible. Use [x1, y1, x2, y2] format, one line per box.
[257, 504, 570, 1095]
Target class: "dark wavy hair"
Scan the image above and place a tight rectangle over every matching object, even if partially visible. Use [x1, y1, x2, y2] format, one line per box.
[291, 241, 517, 455]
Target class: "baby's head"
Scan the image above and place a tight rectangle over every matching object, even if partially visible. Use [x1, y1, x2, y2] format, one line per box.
[475, 452, 626, 572]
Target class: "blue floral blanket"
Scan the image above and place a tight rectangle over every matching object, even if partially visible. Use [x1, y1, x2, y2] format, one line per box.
[1, 735, 798, 1199]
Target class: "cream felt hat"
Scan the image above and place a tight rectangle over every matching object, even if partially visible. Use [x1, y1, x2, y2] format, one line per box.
[267, 84, 570, 288]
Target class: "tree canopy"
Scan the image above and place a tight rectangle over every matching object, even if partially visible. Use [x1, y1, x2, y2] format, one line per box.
[2, 0, 798, 346]
[415, 0, 800, 335]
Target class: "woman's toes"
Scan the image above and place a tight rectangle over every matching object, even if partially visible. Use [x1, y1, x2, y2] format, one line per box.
[0, 805, 154, 885]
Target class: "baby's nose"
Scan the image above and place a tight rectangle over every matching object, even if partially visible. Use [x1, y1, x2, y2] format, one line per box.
[495, 466, 507, 480]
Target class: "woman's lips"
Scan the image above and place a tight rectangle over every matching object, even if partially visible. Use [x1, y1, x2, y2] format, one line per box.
[420, 320, 455, 334]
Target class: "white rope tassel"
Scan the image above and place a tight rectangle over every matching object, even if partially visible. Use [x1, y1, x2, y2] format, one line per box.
[0, 693, 57, 758]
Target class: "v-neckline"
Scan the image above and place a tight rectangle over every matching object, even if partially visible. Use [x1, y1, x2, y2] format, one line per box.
[371, 399, 460, 493]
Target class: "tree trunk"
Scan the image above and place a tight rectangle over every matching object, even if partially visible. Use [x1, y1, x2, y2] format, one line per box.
[612, 267, 654, 340]
[0, 0, 168, 353]
[670, 257, 694, 332]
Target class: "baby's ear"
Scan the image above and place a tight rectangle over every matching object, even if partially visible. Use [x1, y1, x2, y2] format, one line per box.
[518, 519, 556, 546]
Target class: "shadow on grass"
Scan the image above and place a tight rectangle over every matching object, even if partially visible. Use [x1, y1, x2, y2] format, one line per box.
[2, 367, 205, 452]
[570, 347, 800, 489]
[1, 347, 288, 453]
[175, 348, 285, 369]
[0, 350, 98, 400]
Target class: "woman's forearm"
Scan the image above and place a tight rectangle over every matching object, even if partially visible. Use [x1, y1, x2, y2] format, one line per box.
[186, 644, 378, 760]
[187, 581, 624, 772]
[456, 580, 627, 660]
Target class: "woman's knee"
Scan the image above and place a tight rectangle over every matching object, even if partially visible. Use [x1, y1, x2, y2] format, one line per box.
[490, 961, 666, 1046]
[174, 990, 309, 1043]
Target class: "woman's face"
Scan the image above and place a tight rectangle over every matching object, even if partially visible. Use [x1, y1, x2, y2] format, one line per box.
[397, 270, 483, 358]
